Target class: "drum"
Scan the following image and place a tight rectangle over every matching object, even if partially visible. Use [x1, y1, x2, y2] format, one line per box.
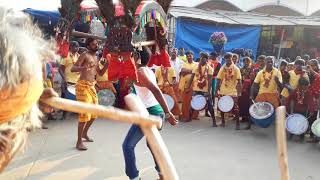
[311, 119, 320, 137]
[191, 95, 207, 111]
[98, 89, 116, 106]
[249, 102, 275, 128]
[286, 114, 309, 135]
[163, 94, 174, 111]
[66, 85, 76, 100]
[218, 96, 234, 113]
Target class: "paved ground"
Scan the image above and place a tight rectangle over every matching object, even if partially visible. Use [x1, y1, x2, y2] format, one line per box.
[1, 114, 320, 180]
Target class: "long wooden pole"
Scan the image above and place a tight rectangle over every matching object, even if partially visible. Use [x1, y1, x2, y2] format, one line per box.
[125, 94, 179, 180]
[275, 106, 290, 180]
[41, 97, 162, 129]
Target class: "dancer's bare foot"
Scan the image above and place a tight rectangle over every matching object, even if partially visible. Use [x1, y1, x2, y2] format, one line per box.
[76, 141, 87, 151]
[82, 135, 94, 142]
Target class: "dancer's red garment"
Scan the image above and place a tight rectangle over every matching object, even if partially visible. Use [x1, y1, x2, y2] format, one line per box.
[147, 49, 171, 67]
[107, 52, 138, 82]
[56, 40, 69, 58]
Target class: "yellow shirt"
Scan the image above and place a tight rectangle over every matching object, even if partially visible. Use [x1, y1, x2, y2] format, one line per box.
[192, 64, 214, 92]
[60, 53, 80, 83]
[280, 70, 309, 98]
[155, 67, 176, 86]
[254, 68, 282, 95]
[216, 64, 241, 96]
[179, 62, 198, 90]
[178, 55, 187, 63]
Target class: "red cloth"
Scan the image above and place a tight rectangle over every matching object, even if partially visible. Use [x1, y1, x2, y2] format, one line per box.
[309, 74, 320, 98]
[147, 49, 171, 67]
[287, 89, 317, 113]
[107, 52, 138, 82]
[56, 40, 69, 58]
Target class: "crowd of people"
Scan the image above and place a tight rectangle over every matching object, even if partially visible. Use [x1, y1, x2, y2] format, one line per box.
[51, 42, 320, 146]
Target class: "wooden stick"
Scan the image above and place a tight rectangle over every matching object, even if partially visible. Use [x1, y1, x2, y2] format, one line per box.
[41, 97, 162, 129]
[275, 106, 290, 180]
[71, 30, 106, 40]
[71, 30, 156, 47]
[125, 94, 179, 180]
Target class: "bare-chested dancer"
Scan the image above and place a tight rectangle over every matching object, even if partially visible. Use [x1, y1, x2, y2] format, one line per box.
[71, 38, 108, 151]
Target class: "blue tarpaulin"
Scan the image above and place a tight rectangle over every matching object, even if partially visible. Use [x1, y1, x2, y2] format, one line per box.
[23, 8, 60, 26]
[175, 18, 261, 60]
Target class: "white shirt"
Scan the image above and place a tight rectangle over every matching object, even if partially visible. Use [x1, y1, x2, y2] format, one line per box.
[170, 57, 184, 81]
[134, 67, 159, 108]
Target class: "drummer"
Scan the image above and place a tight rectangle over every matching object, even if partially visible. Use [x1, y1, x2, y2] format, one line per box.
[205, 51, 221, 117]
[306, 60, 320, 143]
[281, 59, 309, 105]
[286, 77, 310, 141]
[216, 52, 242, 130]
[155, 65, 181, 116]
[59, 41, 80, 119]
[186, 52, 217, 126]
[239, 57, 254, 129]
[251, 56, 282, 108]
[179, 51, 198, 122]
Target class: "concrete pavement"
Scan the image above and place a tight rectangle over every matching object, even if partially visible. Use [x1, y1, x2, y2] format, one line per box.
[1, 114, 320, 180]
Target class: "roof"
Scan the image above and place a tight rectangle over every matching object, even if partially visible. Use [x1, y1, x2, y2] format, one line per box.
[169, 6, 320, 26]
[171, 0, 320, 16]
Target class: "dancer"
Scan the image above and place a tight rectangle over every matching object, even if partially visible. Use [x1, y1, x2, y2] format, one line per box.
[216, 53, 242, 129]
[122, 47, 178, 180]
[71, 38, 108, 151]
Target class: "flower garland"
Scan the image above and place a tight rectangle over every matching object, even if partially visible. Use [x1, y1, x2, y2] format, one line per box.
[197, 65, 208, 89]
[296, 88, 306, 105]
[223, 65, 235, 87]
[262, 70, 273, 88]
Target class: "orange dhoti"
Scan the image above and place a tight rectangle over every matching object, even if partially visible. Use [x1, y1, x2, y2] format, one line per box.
[180, 87, 198, 121]
[255, 93, 280, 108]
[173, 84, 182, 103]
[160, 85, 181, 116]
[76, 80, 98, 122]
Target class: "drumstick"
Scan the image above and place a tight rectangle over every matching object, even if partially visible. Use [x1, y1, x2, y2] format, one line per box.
[40, 97, 162, 129]
[125, 94, 179, 180]
[275, 106, 290, 180]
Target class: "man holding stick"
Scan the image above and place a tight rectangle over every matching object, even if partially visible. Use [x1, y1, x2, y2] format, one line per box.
[71, 37, 108, 151]
[122, 47, 178, 180]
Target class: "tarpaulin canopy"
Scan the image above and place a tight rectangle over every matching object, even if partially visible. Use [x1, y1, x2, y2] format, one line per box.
[175, 18, 261, 59]
[23, 8, 60, 26]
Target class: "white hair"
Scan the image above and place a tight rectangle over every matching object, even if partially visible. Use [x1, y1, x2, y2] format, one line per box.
[0, 7, 56, 171]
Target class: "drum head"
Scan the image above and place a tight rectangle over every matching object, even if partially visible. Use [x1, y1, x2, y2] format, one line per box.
[286, 114, 309, 135]
[191, 95, 207, 111]
[218, 96, 234, 112]
[163, 94, 174, 111]
[98, 89, 116, 106]
[311, 119, 320, 137]
[249, 102, 274, 120]
[67, 85, 76, 95]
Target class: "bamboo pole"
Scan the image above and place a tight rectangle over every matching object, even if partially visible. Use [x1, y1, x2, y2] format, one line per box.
[125, 94, 179, 180]
[40, 97, 162, 129]
[275, 106, 290, 180]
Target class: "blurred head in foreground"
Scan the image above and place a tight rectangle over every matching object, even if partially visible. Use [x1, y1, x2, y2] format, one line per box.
[0, 7, 55, 172]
